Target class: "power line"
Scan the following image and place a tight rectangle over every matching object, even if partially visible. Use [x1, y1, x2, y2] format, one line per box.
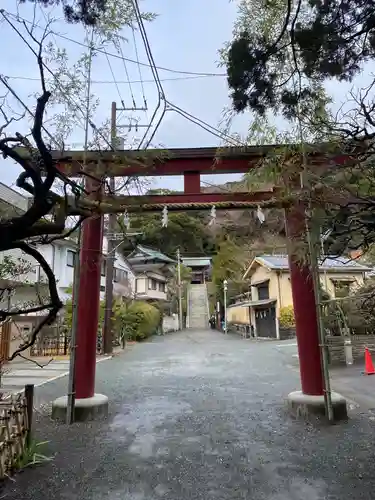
[131, 0, 166, 149]
[1, 11, 114, 152]
[103, 46, 126, 107]
[2, 10, 226, 78]
[132, 27, 147, 109]
[3, 74, 223, 84]
[117, 37, 138, 108]
[2, 7, 241, 151]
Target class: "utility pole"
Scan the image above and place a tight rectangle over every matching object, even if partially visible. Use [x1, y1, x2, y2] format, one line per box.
[177, 248, 183, 330]
[102, 101, 117, 355]
[223, 279, 228, 334]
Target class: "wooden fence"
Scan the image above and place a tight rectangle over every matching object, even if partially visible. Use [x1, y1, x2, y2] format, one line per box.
[0, 390, 32, 478]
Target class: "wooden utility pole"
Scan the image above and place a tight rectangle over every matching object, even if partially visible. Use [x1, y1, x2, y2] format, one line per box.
[102, 102, 117, 355]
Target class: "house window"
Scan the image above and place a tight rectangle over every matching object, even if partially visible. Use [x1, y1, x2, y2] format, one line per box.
[101, 260, 106, 277]
[159, 282, 166, 292]
[114, 268, 128, 283]
[257, 283, 269, 300]
[334, 281, 351, 298]
[67, 250, 76, 267]
[148, 279, 157, 290]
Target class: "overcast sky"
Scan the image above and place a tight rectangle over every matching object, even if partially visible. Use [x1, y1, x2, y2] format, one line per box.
[1, 0, 250, 192]
[0, 0, 370, 193]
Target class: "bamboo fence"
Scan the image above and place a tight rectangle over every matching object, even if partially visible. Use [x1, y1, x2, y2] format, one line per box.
[0, 392, 29, 478]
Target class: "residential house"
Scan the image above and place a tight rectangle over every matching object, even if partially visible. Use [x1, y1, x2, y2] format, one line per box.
[127, 245, 175, 302]
[227, 254, 372, 339]
[0, 182, 137, 357]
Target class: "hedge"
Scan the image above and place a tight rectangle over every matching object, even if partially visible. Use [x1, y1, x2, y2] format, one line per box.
[63, 297, 161, 343]
[115, 301, 161, 342]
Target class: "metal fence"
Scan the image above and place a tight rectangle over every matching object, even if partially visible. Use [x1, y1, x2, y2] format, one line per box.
[30, 323, 71, 357]
[30, 324, 116, 357]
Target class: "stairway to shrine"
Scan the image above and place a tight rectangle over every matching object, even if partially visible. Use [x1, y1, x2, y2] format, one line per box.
[187, 284, 209, 329]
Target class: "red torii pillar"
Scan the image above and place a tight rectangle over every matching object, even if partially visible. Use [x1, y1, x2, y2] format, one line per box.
[52, 177, 109, 421]
[74, 179, 104, 400]
[285, 202, 347, 420]
[285, 202, 324, 396]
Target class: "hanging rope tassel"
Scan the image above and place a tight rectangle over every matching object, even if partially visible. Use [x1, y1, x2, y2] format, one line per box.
[162, 206, 168, 227]
[123, 211, 130, 230]
[208, 205, 216, 226]
[256, 205, 265, 224]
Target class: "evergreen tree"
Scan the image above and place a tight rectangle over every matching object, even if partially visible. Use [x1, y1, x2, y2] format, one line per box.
[21, 0, 107, 25]
[226, 0, 375, 122]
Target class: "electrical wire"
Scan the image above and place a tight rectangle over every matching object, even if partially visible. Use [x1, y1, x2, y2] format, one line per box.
[1, 11, 114, 152]
[2, 10, 225, 78]
[132, 26, 147, 109]
[103, 46, 126, 107]
[132, 0, 164, 98]
[117, 38, 137, 108]
[0, 75, 87, 193]
[129, 0, 243, 149]
[166, 102, 244, 147]
[4, 74, 224, 84]
[3, 6, 242, 152]
[131, 0, 166, 149]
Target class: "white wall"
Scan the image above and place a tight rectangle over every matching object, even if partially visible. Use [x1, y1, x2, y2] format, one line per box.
[0, 236, 137, 309]
[163, 315, 178, 333]
[135, 273, 168, 301]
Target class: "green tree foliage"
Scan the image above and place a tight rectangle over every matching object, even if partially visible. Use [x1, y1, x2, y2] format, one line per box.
[279, 305, 295, 328]
[211, 239, 248, 303]
[225, 0, 375, 261]
[21, 0, 107, 25]
[0, 255, 33, 281]
[120, 212, 217, 257]
[117, 301, 160, 341]
[225, 0, 372, 121]
[63, 291, 160, 342]
[323, 278, 375, 335]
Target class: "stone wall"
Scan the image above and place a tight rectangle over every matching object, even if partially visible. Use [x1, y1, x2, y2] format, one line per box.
[279, 327, 296, 340]
[270, 328, 375, 365]
[326, 335, 375, 366]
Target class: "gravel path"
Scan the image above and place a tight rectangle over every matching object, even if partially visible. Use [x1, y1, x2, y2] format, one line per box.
[2, 330, 375, 500]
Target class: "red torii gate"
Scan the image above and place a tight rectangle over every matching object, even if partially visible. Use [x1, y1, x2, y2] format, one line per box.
[57, 145, 348, 416]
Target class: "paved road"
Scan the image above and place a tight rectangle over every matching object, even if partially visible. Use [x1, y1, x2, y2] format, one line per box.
[1, 355, 112, 398]
[3, 330, 375, 500]
[272, 339, 375, 412]
[1, 359, 71, 396]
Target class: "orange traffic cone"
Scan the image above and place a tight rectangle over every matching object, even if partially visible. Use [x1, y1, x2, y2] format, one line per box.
[365, 347, 375, 375]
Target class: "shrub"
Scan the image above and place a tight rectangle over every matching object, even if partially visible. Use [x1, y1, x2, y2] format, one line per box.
[119, 301, 161, 341]
[279, 305, 295, 328]
[62, 292, 161, 343]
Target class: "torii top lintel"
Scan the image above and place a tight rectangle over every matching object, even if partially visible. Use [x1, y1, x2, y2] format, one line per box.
[54, 144, 350, 178]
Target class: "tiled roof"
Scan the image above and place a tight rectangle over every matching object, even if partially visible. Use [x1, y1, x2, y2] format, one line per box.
[181, 257, 211, 267]
[129, 245, 175, 264]
[256, 254, 372, 272]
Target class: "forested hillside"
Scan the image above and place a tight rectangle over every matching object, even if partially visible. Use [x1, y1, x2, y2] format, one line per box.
[119, 185, 287, 260]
